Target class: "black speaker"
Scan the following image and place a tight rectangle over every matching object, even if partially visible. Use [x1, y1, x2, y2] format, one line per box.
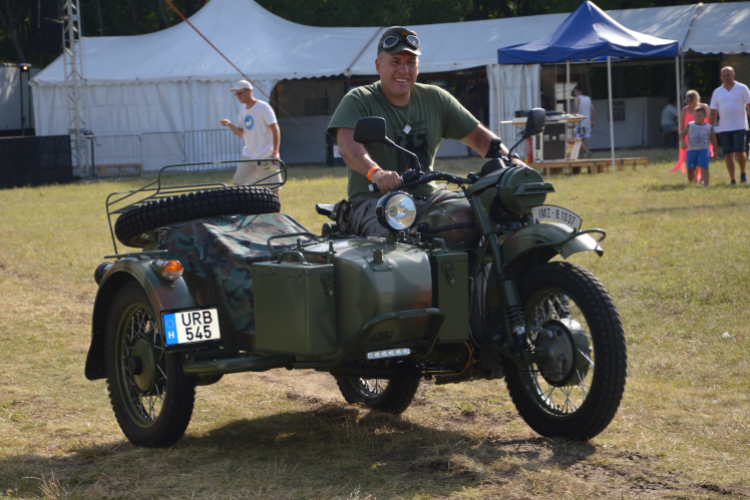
[33, 0, 65, 20]
[29, 19, 63, 55]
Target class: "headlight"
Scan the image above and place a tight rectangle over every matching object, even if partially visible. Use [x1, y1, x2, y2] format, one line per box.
[376, 192, 417, 232]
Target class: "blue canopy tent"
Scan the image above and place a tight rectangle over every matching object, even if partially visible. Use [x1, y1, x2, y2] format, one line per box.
[498, 1, 679, 170]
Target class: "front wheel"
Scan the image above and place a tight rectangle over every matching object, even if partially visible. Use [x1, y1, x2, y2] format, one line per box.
[503, 262, 627, 440]
[335, 377, 420, 414]
[105, 282, 195, 447]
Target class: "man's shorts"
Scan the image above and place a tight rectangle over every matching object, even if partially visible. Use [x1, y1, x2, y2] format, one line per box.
[233, 156, 283, 187]
[720, 130, 747, 154]
[576, 125, 591, 139]
[661, 124, 676, 133]
[686, 149, 710, 169]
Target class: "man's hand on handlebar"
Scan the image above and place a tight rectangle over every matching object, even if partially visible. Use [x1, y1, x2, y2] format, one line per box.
[371, 169, 403, 193]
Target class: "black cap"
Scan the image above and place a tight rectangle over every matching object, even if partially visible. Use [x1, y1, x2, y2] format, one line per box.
[377, 26, 421, 56]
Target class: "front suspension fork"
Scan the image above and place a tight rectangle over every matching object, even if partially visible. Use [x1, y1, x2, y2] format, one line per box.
[485, 233, 530, 360]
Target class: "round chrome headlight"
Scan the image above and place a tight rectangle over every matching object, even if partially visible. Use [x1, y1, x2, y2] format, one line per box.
[376, 192, 417, 232]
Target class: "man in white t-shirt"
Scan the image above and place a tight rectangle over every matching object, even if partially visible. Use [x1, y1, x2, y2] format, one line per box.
[573, 86, 595, 158]
[220, 80, 282, 197]
[709, 67, 750, 185]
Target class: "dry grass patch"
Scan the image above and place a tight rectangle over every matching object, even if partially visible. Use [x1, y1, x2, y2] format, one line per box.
[1, 154, 749, 498]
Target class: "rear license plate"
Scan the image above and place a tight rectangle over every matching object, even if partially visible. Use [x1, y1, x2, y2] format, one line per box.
[532, 205, 582, 231]
[162, 307, 221, 351]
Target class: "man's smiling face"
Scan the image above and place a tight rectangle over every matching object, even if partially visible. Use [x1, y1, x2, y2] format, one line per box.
[376, 51, 419, 105]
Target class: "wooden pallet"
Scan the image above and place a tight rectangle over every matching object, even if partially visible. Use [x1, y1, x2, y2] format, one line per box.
[532, 157, 648, 176]
[93, 163, 142, 177]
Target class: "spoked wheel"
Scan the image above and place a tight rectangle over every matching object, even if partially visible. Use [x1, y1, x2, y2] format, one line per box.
[105, 282, 195, 447]
[335, 376, 420, 414]
[502, 262, 627, 440]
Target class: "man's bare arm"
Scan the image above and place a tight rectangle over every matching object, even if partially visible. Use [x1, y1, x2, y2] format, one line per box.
[460, 124, 524, 164]
[709, 109, 717, 127]
[220, 119, 244, 138]
[269, 123, 280, 158]
[336, 128, 402, 192]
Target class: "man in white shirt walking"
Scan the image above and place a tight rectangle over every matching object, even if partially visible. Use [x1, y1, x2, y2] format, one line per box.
[573, 86, 595, 158]
[709, 67, 750, 185]
[220, 80, 282, 198]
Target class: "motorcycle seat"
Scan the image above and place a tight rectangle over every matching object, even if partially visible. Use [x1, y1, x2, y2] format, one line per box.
[315, 203, 336, 218]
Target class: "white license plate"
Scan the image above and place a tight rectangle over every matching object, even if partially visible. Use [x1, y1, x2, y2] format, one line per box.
[532, 205, 582, 231]
[162, 308, 221, 349]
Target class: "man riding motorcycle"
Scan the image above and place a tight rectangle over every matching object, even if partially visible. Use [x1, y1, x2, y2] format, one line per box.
[327, 26, 524, 236]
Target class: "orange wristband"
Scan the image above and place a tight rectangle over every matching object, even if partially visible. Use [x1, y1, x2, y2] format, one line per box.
[271, 150, 279, 154]
[367, 167, 380, 182]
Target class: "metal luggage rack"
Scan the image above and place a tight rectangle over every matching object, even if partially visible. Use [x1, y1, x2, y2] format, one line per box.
[105, 159, 287, 253]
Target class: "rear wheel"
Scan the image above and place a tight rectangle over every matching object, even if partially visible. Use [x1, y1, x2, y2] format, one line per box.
[502, 262, 627, 440]
[335, 377, 420, 414]
[105, 282, 195, 447]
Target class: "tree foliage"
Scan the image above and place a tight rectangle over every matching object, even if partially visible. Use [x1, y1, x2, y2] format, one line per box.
[0, 0, 725, 67]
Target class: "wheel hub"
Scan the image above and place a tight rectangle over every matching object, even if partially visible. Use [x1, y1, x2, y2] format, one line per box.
[130, 338, 156, 392]
[535, 320, 576, 385]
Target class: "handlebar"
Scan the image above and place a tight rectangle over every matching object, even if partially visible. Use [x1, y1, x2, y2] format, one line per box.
[368, 169, 475, 194]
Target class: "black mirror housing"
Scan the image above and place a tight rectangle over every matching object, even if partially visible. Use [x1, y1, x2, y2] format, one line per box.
[524, 108, 546, 137]
[353, 117, 387, 144]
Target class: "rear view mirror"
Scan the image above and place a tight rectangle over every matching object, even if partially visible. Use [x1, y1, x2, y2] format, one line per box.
[353, 117, 387, 144]
[524, 108, 546, 137]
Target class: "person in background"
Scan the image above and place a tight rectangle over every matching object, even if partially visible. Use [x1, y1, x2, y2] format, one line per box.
[220, 80, 282, 198]
[573, 86, 594, 158]
[660, 98, 679, 147]
[679, 107, 717, 187]
[709, 66, 750, 185]
[671, 90, 713, 176]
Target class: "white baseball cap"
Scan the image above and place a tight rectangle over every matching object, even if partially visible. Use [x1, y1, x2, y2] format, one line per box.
[230, 80, 253, 92]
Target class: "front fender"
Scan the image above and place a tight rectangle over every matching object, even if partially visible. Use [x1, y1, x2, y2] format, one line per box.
[85, 256, 199, 381]
[501, 223, 604, 276]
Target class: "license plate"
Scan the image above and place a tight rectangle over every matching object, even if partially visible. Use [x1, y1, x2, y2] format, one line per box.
[532, 205, 582, 231]
[162, 307, 221, 351]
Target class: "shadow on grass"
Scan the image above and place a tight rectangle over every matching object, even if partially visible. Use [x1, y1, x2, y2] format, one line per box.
[1, 405, 596, 498]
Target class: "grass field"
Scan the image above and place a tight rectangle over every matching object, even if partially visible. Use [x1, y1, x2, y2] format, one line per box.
[1, 150, 749, 499]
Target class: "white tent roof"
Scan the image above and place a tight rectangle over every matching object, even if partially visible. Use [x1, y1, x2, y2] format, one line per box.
[348, 5, 699, 76]
[32, 0, 749, 89]
[32, 0, 380, 87]
[682, 2, 750, 54]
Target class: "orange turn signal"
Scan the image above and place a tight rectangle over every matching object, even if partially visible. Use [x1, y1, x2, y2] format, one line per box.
[160, 260, 184, 281]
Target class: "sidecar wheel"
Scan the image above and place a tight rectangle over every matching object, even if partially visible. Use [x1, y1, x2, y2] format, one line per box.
[502, 262, 627, 440]
[335, 376, 420, 414]
[115, 185, 280, 248]
[105, 282, 195, 447]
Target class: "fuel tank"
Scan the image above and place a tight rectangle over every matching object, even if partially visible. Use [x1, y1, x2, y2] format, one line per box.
[416, 197, 479, 248]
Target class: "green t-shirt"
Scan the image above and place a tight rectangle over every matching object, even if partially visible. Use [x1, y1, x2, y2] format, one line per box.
[327, 82, 479, 200]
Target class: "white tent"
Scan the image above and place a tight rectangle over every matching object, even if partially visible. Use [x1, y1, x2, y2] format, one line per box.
[682, 3, 750, 54]
[30, 0, 750, 162]
[30, 0, 380, 136]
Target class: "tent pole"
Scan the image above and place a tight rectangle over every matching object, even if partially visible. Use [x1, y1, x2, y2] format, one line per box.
[674, 55, 682, 108]
[566, 61, 570, 112]
[607, 56, 615, 172]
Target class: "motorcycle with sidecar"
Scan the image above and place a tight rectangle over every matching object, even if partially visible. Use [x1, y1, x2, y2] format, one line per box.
[86, 109, 626, 447]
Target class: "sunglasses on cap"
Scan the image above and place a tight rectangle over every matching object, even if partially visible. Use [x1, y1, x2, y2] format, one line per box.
[382, 34, 420, 50]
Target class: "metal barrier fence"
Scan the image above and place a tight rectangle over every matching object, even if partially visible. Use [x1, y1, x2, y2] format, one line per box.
[76, 129, 244, 180]
[88, 134, 142, 180]
[184, 129, 241, 169]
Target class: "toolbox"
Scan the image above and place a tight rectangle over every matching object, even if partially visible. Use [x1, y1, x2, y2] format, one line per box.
[252, 259, 337, 357]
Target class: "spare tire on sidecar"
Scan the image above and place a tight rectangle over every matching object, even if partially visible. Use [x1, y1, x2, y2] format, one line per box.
[114, 185, 280, 248]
